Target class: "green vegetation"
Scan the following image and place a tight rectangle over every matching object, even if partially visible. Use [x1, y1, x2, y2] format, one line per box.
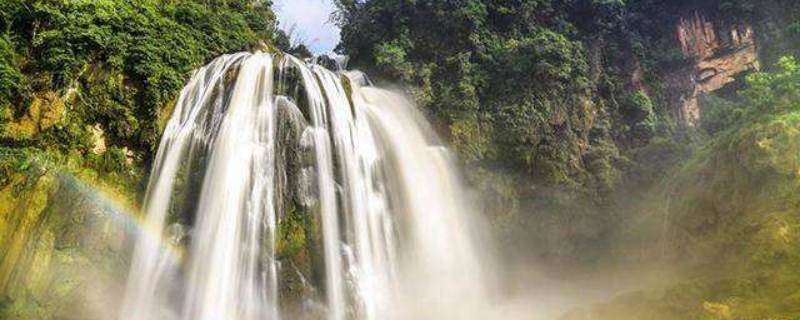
[663, 57, 800, 320]
[0, 0, 306, 159]
[620, 91, 657, 142]
[567, 56, 800, 320]
[333, 0, 706, 261]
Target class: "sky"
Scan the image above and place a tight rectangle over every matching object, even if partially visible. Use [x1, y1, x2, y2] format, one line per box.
[275, 0, 341, 54]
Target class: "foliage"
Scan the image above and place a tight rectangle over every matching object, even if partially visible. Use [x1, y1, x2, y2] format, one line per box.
[552, 55, 800, 320]
[334, 0, 695, 261]
[0, 0, 292, 160]
[620, 91, 657, 142]
[699, 94, 738, 135]
[590, 57, 800, 320]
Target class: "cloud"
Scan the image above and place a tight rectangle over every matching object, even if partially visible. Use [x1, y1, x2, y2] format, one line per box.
[275, 0, 341, 54]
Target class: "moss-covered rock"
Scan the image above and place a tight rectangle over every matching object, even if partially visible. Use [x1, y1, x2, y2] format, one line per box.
[0, 151, 140, 320]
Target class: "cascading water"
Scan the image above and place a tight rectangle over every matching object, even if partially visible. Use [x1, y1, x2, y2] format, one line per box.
[120, 52, 493, 320]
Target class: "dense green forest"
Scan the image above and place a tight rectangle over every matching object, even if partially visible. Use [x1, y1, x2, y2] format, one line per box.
[2, 0, 800, 319]
[0, 0, 317, 163]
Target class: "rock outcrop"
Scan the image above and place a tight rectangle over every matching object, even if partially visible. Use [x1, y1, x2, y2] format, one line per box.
[0, 164, 137, 320]
[669, 10, 760, 124]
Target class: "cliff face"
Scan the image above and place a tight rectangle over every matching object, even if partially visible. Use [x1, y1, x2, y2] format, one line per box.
[0, 161, 138, 320]
[669, 10, 759, 124]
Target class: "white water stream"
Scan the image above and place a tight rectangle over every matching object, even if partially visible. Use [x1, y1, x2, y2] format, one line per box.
[120, 52, 492, 320]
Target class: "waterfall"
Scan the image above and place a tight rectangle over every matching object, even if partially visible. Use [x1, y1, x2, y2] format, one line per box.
[120, 52, 492, 320]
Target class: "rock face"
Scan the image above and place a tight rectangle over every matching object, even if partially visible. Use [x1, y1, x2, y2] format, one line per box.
[2, 92, 67, 142]
[670, 11, 760, 124]
[0, 168, 136, 320]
